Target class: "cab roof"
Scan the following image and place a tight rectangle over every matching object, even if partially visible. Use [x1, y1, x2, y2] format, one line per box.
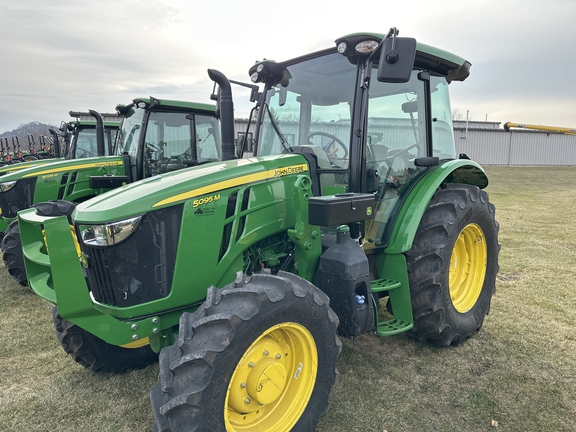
[115, 97, 216, 114]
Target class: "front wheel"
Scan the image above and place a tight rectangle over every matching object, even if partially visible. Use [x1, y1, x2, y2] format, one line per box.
[151, 271, 342, 432]
[52, 306, 158, 373]
[405, 183, 500, 346]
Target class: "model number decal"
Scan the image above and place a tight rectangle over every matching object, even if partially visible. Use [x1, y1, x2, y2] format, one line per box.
[193, 194, 221, 208]
[41, 173, 58, 179]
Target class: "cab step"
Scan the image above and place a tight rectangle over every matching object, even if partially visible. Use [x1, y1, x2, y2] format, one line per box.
[370, 278, 401, 293]
[376, 319, 413, 336]
[370, 278, 414, 336]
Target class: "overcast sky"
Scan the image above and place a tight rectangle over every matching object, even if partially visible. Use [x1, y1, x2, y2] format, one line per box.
[1, 0, 574, 133]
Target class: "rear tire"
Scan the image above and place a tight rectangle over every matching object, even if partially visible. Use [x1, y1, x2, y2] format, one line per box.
[151, 271, 341, 432]
[2, 200, 77, 286]
[52, 306, 158, 373]
[405, 183, 500, 346]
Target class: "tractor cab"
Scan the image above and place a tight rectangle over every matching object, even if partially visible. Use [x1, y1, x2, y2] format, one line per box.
[115, 98, 223, 181]
[249, 31, 476, 249]
[57, 117, 121, 159]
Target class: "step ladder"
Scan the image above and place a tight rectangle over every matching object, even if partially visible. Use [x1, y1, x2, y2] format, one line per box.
[370, 278, 414, 336]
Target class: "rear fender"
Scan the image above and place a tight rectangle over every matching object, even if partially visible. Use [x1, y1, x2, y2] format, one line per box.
[385, 160, 488, 254]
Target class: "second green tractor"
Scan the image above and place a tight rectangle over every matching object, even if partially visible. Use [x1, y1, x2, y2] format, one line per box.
[2, 97, 226, 285]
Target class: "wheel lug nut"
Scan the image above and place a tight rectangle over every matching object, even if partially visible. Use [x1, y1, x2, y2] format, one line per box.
[263, 350, 269, 356]
[248, 362, 254, 368]
[275, 353, 281, 359]
[240, 382, 246, 388]
[244, 398, 251, 404]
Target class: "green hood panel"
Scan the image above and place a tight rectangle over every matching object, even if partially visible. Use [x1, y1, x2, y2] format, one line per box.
[0, 158, 63, 176]
[0, 156, 125, 182]
[73, 154, 310, 224]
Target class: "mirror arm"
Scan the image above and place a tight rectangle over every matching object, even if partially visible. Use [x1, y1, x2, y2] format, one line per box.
[384, 27, 400, 64]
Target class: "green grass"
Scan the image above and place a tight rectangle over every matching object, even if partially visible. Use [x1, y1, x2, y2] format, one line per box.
[1, 166, 576, 431]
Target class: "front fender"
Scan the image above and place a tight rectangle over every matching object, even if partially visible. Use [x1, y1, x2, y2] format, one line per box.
[385, 160, 488, 254]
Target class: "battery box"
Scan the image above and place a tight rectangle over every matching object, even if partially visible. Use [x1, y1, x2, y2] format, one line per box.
[308, 193, 375, 226]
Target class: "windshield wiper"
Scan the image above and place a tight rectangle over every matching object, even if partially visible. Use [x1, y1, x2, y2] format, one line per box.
[265, 103, 291, 153]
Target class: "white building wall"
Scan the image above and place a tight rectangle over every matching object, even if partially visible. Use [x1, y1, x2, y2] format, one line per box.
[234, 118, 576, 166]
[455, 127, 576, 166]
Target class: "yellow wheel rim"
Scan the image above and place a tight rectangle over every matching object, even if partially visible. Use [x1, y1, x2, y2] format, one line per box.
[224, 322, 318, 431]
[449, 223, 487, 313]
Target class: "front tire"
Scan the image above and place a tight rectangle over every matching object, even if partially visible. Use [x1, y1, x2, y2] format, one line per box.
[52, 306, 158, 373]
[405, 183, 500, 346]
[2, 200, 77, 286]
[151, 271, 342, 432]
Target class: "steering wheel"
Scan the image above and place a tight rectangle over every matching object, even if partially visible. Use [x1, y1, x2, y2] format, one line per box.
[146, 142, 161, 152]
[379, 144, 419, 188]
[78, 148, 95, 158]
[306, 132, 348, 160]
[160, 153, 189, 173]
[385, 144, 418, 165]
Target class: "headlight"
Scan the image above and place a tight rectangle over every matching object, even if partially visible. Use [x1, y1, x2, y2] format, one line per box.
[79, 215, 142, 247]
[355, 40, 379, 54]
[0, 181, 17, 193]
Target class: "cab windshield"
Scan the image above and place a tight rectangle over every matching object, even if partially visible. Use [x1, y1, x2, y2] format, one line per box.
[257, 52, 456, 167]
[116, 105, 222, 176]
[256, 49, 457, 248]
[257, 52, 355, 171]
[66, 126, 114, 159]
[116, 106, 145, 156]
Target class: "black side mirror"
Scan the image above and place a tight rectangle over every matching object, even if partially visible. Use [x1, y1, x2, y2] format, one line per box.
[377, 37, 417, 83]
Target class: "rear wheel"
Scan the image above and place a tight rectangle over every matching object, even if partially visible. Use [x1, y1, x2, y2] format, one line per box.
[151, 271, 341, 432]
[405, 183, 500, 346]
[2, 200, 77, 286]
[52, 306, 158, 373]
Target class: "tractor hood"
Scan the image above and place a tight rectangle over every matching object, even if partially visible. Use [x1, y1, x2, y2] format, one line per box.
[0, 156, 124, 183]
[0, 158, 63, 176]
[73, 153, 310, 224]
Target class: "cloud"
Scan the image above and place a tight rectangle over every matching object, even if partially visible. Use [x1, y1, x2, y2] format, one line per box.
[1, 0, 575, 132]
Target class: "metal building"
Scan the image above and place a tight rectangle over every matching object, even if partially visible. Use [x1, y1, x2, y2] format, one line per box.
[232, 118, 576, 166]
[454, 121, 576, 166]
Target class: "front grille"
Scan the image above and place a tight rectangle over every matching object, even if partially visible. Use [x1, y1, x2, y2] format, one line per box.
[82, 204, 183, 307]
[0, 177, 37, 218]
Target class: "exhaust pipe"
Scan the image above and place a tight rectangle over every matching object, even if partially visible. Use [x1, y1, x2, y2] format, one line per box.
[89, 110, 106, 156]
[48, 128, 61, 157]
[207, 69, 236, 161]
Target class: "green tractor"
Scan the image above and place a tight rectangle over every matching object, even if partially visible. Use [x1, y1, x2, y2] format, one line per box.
[19, 30, 499, 431]
[2, 97, 228, 285]
[0, 110, 120, 177]
[0, 111, 120, 245]
[53, 110, 122, 159]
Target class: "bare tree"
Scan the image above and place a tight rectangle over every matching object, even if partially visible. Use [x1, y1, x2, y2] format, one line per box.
[451, 109, 466, 121]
